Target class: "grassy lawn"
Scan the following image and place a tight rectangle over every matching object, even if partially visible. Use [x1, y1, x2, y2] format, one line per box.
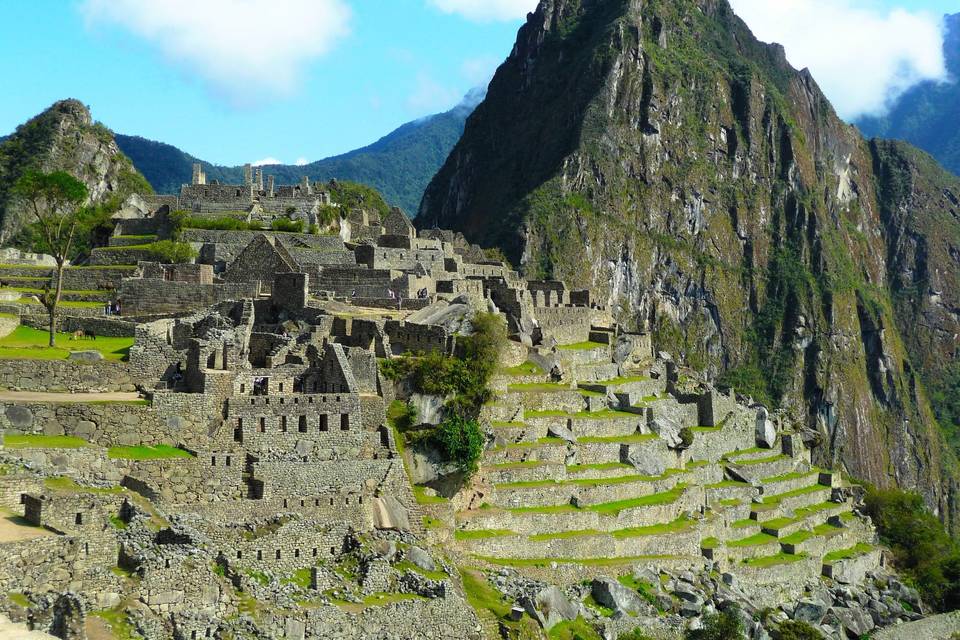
[412, 485, 449, 504]
[728, 532, 779, 548]
[588, 485, 688, 516]
[742, 552, 806, 568]
[578, 433, 656, 444]
[501, 361, 544, 376]
[589, 376, 650, 386]
[548, 617, 602, 640]
[45, 476, 122, 494]
[529, 528, 601, 542]
[475, 555, 676, 568]
[107, 445, 194, 460]
[557, 341, 607, 351]
[4, 434, 88, 448]
[612, 516, 695, 539]
[823, 543, 874, 563]
[0, 325, 133, 361]
[734, 454, 789, 466]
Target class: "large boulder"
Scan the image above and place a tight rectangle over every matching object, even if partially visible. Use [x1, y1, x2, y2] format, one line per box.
[793, 599, 829, 624]
[649, 415, 682, 449]
[409, 393, 445, 426]
[591, 578, 647, 616]
[623, 443, 667, 476]
[405, 546, 436, 572]
[524, 586, 578, 630]
[5, 405, 34, 429]
[68, 350, 103, 362]
[371, 495, 411, 531]
[829, 606, 874, 637]
[755, 406, 777, 448]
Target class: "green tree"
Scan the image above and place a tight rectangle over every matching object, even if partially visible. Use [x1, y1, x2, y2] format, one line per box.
[773, 620, 822, 640]
[685, 608, 744, 640]
[11, 170, 88, 346]
[147, 240, 198, 264]
[433, 414, 484, 476]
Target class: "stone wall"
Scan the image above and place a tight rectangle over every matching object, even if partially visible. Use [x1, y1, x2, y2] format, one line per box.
[119, 279, 260, 316]
[20, 314, 136, 338]
[0, 360, 139, 393]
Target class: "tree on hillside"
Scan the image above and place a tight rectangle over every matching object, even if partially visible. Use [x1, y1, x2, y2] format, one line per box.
[12, 170, 88, 346]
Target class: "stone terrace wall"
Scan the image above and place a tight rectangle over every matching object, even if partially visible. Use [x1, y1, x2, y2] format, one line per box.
[119, 279, 259, 316]
[0, 535, 79, 594]
[20, 314, 135, 338]
[0, 360, 139, 393]
[0, 401, 209, 448]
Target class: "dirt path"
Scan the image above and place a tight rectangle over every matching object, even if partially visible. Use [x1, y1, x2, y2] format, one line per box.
[0, 509, 55, 543]
[0, 391, 142, 403]
[0, 615, 58, 639]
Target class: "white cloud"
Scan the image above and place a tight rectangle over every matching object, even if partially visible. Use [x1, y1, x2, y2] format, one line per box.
[252, 157, 282, 166]
[428, 0, 537, 22]
[80, 0, 351, 105]
[729, 0, 947, 119]
[406, 73, 462, 114]
[295, 157, 309, 166]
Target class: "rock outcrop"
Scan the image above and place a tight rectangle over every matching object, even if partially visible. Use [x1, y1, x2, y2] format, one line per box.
[418, 0, 960, 529]
[0, 99, 151, 242]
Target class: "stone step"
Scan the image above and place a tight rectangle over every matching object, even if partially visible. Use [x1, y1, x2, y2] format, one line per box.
[750, 485, 834, 521]
[490, 472, 689, 510]
[573, 434, 669, 467]
[483, 461, 566, 485]
[758, 500, 852, 538]
[457, 521, 703, 560]
[567, 362, 621, 383]
[725, 447, 784, 463]
[780, 520, 866, 557]
[726, 454, 798, 482]
[725, 532, 782, 563]
[757, 469, 822, 496]
[483, 440, 570, 466]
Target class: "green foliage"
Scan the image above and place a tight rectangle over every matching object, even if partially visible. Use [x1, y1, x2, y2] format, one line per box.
[863, 486, 960, 611]
[482, 246, 510, 265]
[386, 400, 418, 431]
[328, 180, 391, 219]
[271, 218, 304, 233]
[173, 213, 257, 232]
[433, 414, 484, 476]
[773, 620, 822, 640]
[618, 630, 656, 640]
[685, 607, 745, 640]
[12, 170, 88, 262]
[678, 427, 694, 449]
[147, 240, 197, 263]
[716, 364, 773, 408]
[929, 361, 960, 454]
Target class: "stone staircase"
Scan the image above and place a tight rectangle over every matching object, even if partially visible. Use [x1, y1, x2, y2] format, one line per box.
[459, 347, 879, 581]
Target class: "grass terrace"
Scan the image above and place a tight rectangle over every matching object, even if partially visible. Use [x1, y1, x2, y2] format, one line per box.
[107, 445, 194, 460]
[507, 382, 571, 392]
[4, 434, 88, 449]
[0, 325, 133, 361]
[588, 376, 650, 386]
[44, 477, 122, 495]
[823, 543, 874, 563]
[557, 341, 607, 351]
[733, 454, 789, 466]
[611, 516, 695, 539]
[501, 361, 544, 376]
[566, 462, 633, 472]
[475, 555, 677, 568]
[742, 552, 807, 568]
[727, 532, 778, 548]
[578, 433, 657, 444]
[455, 529, 516, 541]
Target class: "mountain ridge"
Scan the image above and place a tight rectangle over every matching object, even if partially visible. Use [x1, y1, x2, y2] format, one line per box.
[115, 89, 483, 214]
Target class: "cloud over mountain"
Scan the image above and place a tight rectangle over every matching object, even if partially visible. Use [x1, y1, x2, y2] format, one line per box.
[427, 0, 536, 22]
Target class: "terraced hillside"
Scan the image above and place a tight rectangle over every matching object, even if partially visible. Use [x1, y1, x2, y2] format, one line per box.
[453, 338, 879, 596]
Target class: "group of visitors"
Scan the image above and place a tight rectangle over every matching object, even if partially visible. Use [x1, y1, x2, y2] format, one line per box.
[104, 300, 121, 316]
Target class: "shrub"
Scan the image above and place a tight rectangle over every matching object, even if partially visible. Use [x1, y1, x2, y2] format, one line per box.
[147, 240, 197, 264]
[433, 414, 484, 476]
[386, 400, 419, 431]
[773, 621, 822, 640]
[685, 607, 744, 640]
[678, 427, 694, 449]
[271, 218, 304, 233]
[863, 486, 960, 610]
[619, 630, 655, 640]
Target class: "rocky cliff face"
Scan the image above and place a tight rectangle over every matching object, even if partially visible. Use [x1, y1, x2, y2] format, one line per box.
[0, 99, 150, 243]
[419, 0, 960, 528]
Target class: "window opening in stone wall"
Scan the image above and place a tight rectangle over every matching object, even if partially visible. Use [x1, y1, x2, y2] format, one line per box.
[226, 456, 231, 467]
[340, 414, 349, 430]
[276, 550, 281, 559]
[281, 416, 287, 432]
[211, 456, 216, 466]
[259, 417, 265, 433]
[75, 513, 83, 525]
[319, 414, 328, 432]
[299, 415, 307, 433]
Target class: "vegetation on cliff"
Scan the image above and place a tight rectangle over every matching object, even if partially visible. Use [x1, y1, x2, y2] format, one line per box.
[418, 0, 960, 530]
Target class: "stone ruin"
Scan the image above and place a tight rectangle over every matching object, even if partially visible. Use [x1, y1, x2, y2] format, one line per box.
[0, 192, 929, 639]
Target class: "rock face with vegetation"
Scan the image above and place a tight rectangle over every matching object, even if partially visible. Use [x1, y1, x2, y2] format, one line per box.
[0, 99, 150, 243]
[419, 0, 960, 530]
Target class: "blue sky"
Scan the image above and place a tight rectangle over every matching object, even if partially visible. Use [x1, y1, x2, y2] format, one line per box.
[0, 0, 956, 166]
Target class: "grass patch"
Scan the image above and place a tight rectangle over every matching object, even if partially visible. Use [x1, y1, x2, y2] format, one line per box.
[476, 555, 677, 568]
[7, 592, 30, 608]
[583, 594, 614, 617]
[732, 518, 759, 529]
[281, 568, 313, 589]
[90, 607, 137, 640]
[508, 382, 570, 392]
[756, 484, 830, 508]
[455, 529, 515, 540]
[588, 376, 650, 386]
[589, 485, 687, 516]
[611, 516, 694, 538]
[4, 434, 88, 448]
[557, 341, 607, 351]
[394, 559, 448, 581]
[823, 543, 874, 563]
[529, 529, 600, 542]
[412, 485, 448, 505]
[0, 325, 132, 361]
[578, 433, 656, 444]
[701, 537, 720, 549]
[719, 498, 741, 507]
[504, 437, 566, 448]
[734, 454, 789, 466]
[728, 533, 778, 548]
[44, 476, 122, 494]
[107, 445, 194, 460]
[549, 617, 602, 640]
[423, 516, 443, 529]
[566, 462, 633, 472]
[743, 552, 807, 568]
[501, 361, 544, 376]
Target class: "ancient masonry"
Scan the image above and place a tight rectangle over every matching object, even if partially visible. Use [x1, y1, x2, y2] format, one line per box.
[0, 180, 923, 639]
